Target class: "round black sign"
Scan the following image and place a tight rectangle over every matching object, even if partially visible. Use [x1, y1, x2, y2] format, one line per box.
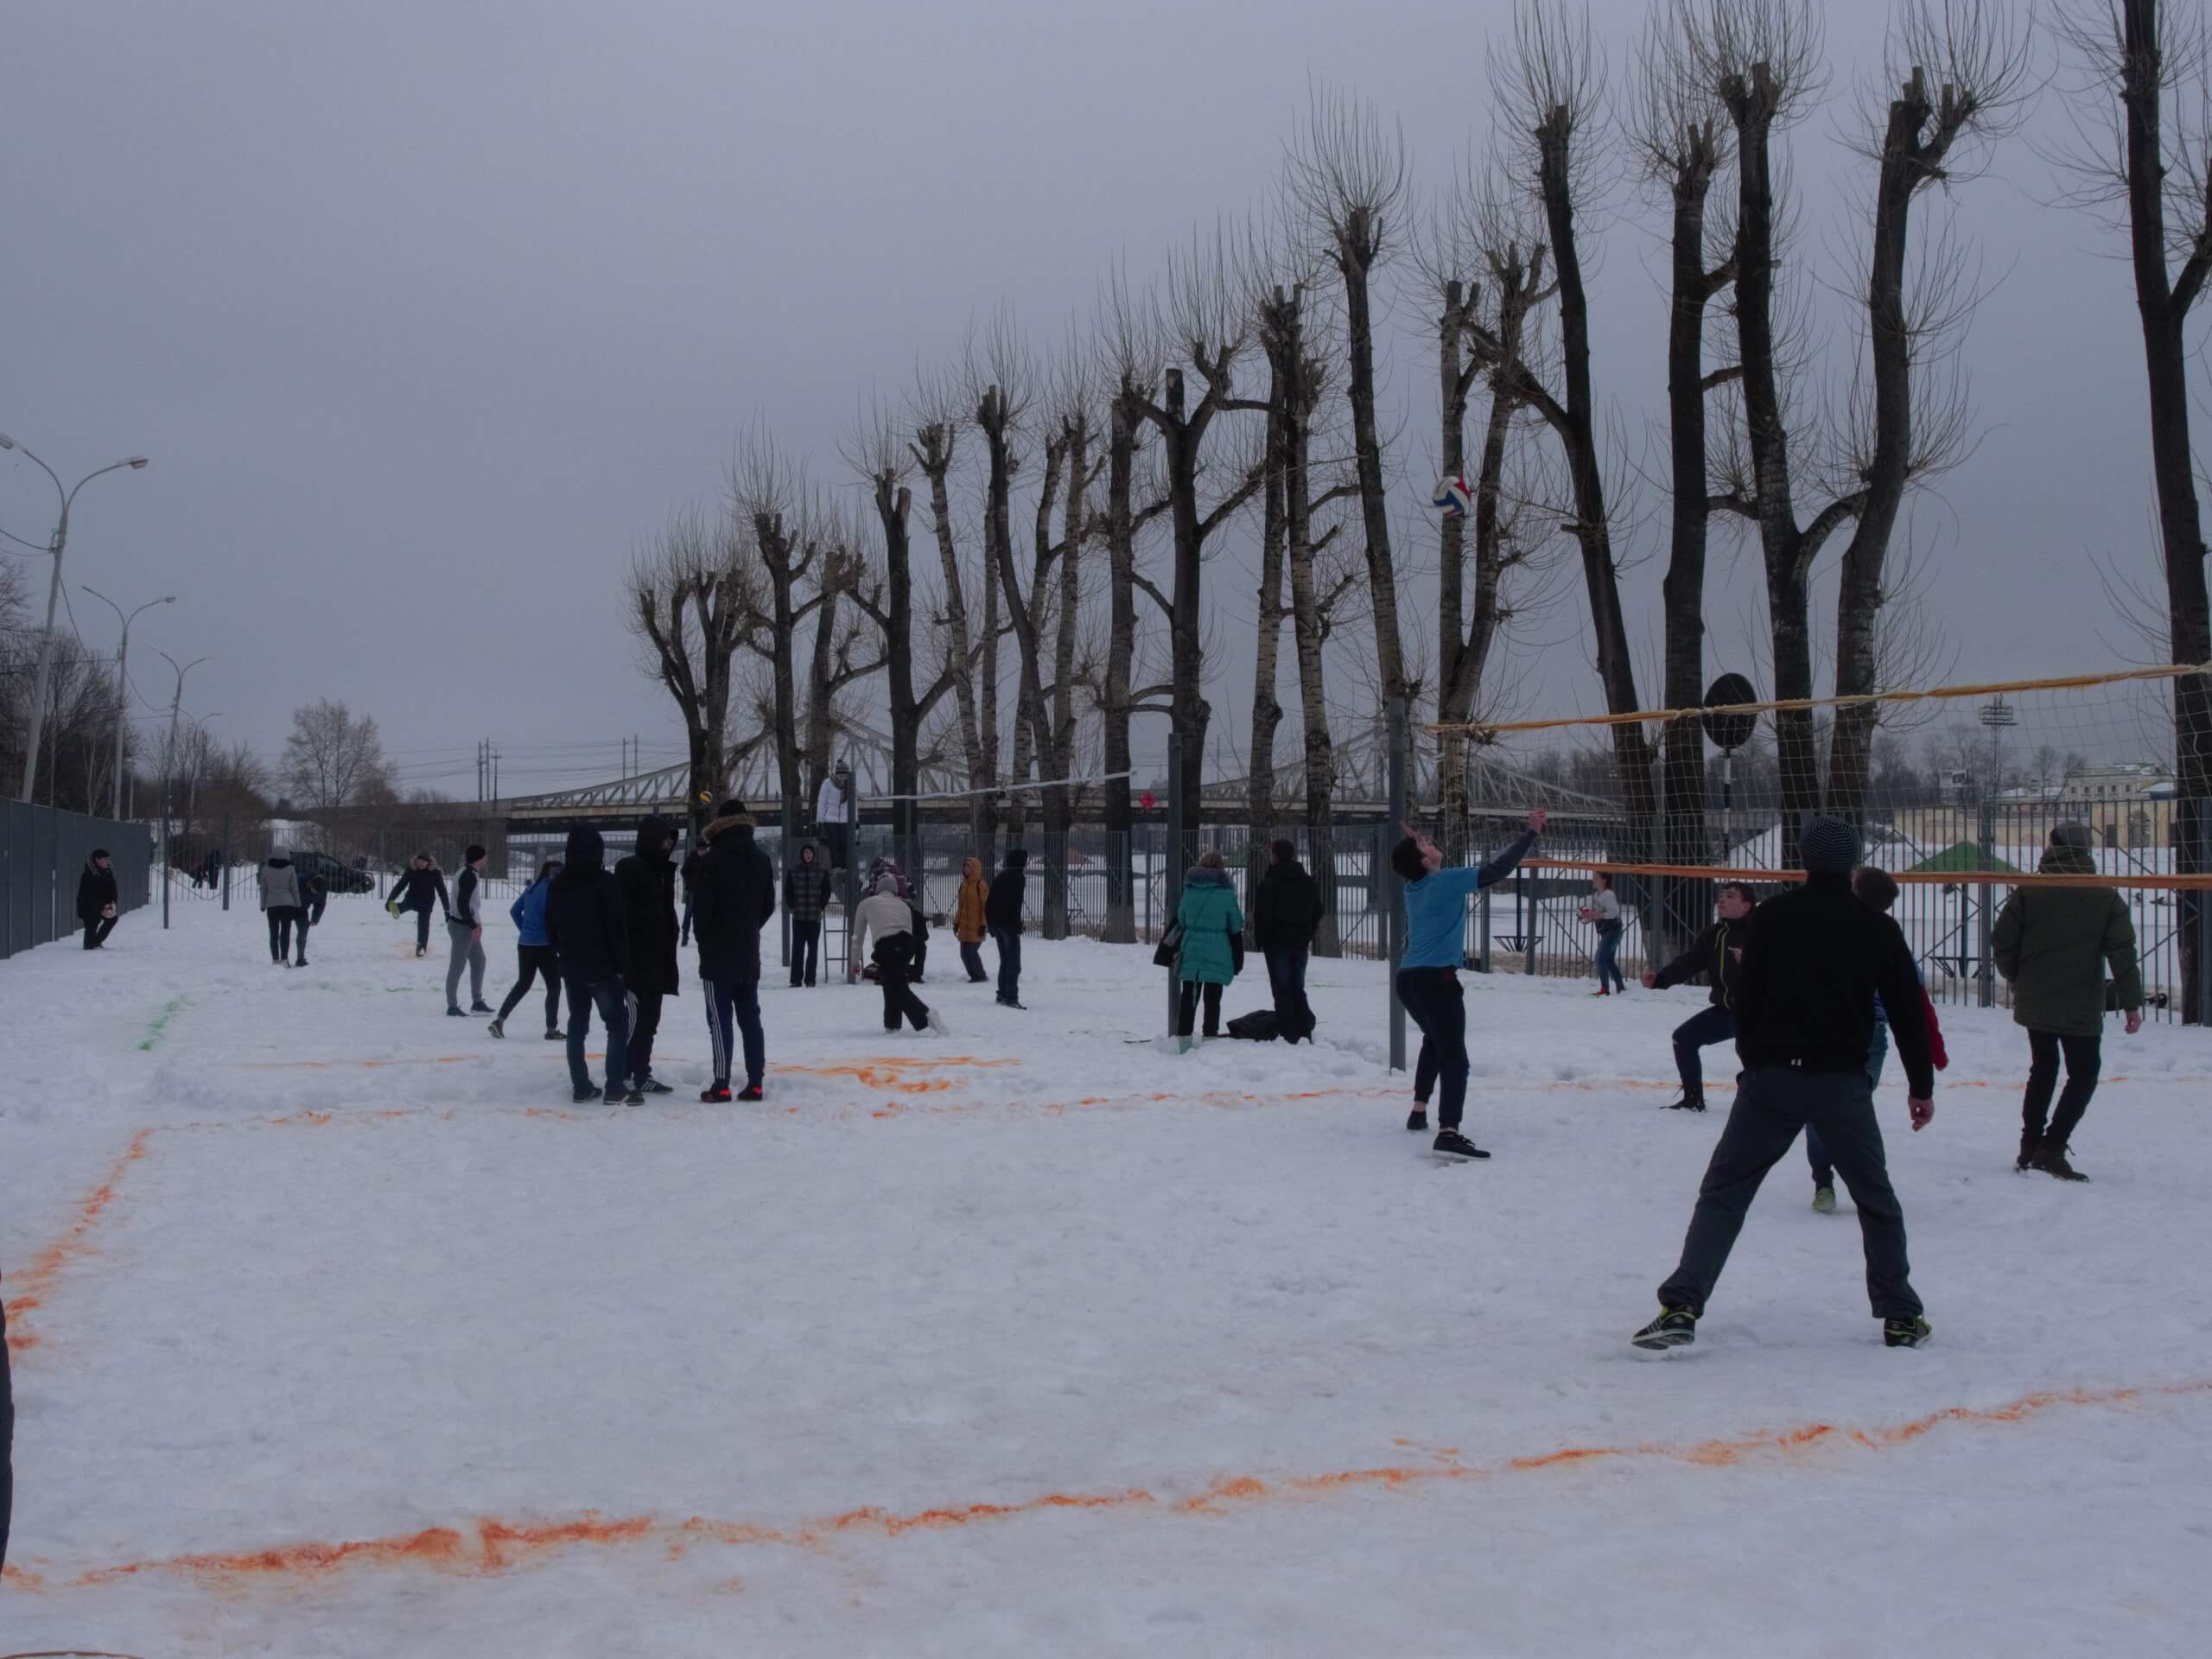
[1702, 673, 1758, 752]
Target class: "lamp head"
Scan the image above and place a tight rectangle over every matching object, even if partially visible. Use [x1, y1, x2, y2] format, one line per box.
[126, 457, 149, 469]
[0, 434, 16, 450]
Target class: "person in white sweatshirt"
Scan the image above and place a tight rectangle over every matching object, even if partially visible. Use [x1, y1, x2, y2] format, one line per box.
[851, 871, 944, 1035]
[815, 760, 854, 880]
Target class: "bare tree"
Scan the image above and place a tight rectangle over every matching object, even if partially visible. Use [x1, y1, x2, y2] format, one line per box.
[909, 374, 993, 846]
[2053, 0, 2212, 1020]
[801, 504, 883, 801]
[731, 431, 824, 817]
[627, 504, 760, 844]
[283, 699, 391, 812]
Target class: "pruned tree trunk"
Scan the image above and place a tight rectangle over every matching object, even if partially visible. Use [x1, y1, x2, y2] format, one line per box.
[1098, 380, 1146, 943]
[1044, 410, 1093, 939]
[912, 419, 991, 853]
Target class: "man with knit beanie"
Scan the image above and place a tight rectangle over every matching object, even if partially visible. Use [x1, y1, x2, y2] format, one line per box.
[1636, 815, 1938, 1351]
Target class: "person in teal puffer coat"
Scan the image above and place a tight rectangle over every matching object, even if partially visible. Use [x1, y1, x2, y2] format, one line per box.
[1173, 849, 1245, 1045]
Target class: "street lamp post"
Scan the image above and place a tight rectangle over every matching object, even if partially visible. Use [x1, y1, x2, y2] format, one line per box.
[156, 650, 207, 931]
[0, 434, 150, 802]
[82, 585, 175, 820]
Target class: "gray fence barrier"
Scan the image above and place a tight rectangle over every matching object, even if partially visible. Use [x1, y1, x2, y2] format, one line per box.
[1, 800, 153, 959]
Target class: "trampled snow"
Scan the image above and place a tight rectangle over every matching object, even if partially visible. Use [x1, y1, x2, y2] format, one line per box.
[3, 895, 2209, 1656]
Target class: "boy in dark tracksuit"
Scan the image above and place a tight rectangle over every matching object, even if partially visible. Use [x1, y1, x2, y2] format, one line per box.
[391, 854, 449, 957]
[1643, 881, 1755, 1111]
[77, 849, 120, 949]
[783, 842, 831, 987]
[986, 849, 1027, 1008]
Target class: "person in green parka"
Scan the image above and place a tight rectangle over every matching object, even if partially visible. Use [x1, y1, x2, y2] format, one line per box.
[1173, 848, 1245, 1046]
[1993, 822, 2144, 1181]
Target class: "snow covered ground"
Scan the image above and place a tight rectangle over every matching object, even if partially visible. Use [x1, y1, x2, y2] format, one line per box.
[3, 894, 2209, 1657]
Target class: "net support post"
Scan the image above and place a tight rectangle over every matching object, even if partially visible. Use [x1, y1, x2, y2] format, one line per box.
[1166, 732, 1183, 1037]
[1976, 794, 1997, 1009]
[1386, 696, 1408, 1072]
[2197, 801, 2211, 1028]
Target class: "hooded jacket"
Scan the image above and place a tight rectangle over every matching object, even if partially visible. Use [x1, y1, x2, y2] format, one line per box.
[692, 812, 776, 984]
[545, 826, 631, 982]
[1173, 867, 1245, 986]
[784, 843, 832, 924]
[852, 880, 917, 964]
[1652, 916, 1746, 1009]
[391, 861, 449, 916]
[613, 814, 682, 996]
[985, 849, 1028, 934]
[510, 874, 554, 947]
[451, 861, 485, 930]
[257, 856, 302, 913]
[76, 855, 119, 924]
[953, 858, 989, 943]
[1993, 827, 2144, 1037]
[1252, 856, 1322, 952]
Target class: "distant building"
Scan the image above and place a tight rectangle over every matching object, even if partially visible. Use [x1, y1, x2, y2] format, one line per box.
[2060, 763, 2174, 849]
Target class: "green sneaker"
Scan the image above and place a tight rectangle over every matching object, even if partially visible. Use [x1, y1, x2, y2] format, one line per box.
[1631, 1305, 1699, 1351]
[1812, 1185, 1837, 1214]
[1883, 1315, 1934, 1349]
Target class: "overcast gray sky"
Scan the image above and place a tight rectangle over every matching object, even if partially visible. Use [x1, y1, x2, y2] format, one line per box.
[0, 0, 2170, 798]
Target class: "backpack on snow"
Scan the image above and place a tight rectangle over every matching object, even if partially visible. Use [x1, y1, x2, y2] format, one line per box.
[1224, 1008, 1281, 1041]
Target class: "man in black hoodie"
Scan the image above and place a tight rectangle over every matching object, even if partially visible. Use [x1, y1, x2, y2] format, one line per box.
[1635, 817, 1937, 1352]
[692, 800, 776, 1102]
[1252, 840, 1321, 1042]
[986, 847, 1027, 1009]
[544, 824, 639, 1107]
[783, 842, 831, 988]
[390, 853, 450, 957]
[1641, 880, 1757, 1111]
[77, 849, 120, 950]
[614, 816, 681, 1095]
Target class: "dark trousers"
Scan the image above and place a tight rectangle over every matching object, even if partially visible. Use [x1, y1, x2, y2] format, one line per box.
[2024, 1029, 2104, 1149]
[1671, 1004, 1735, 1094]
[498, 943, 563, 1031]
[629, 988, 664, 1082]
[1265, 948, 1314, 1040]
[563, 976, 630, 1095]
[911, 935, 928, 982]
[1175, 979, 1224, 1038]
[960, 939, 988, 982]
[410, 902, 434, 952]
[704, 978, 764, 1090]
[993, 926, 1021, 1003]
[82, 914, 116, 950]
[1396, 967, 1469, 1129]
[874, 940, 931, 1031]
[1660, 1066, 1922, 1320]
[791, 918, 821, 986]
[266, 908, 299, 962]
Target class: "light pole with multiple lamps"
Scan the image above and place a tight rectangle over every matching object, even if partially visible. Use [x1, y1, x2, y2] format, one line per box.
[156, 649, 207, 931]
[0, 432, 149, 802]
[81, 584, 175, 820]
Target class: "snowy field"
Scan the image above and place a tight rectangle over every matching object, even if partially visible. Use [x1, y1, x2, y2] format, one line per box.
[4, 895, 2210, 1657]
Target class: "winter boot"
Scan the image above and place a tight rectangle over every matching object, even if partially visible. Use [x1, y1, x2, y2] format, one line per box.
[2034, 1143, 2089, 1182]
[1884, 1315, 1934, 1349]
[1433, 1128, 1490, 1161]
[2015, 1131, 2043, 1173]
[1631, 1305, 1699, 1351]
[1664, 1090, 1706, 1112]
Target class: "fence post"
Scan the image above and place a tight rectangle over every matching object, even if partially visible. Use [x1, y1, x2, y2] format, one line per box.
[1976, 793, 1996, 1009]
[2198, 801, 2211, 1028]
[1386, 696, 1408, 1072]
[1166, 732, 1182, 1036]
[221, 813, 232, 912]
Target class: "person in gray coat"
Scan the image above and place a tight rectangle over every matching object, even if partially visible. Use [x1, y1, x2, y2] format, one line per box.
[257, 854, 304, 966]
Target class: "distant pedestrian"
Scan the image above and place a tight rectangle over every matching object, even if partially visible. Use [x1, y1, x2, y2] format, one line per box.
[258, 853, 304, 967]
[784, 842, 831, 987]
[1633, 816, 1936, 1353]
[1252, 839, 1321, 1043]
[1391, 810, 1547, 1159]
[445, 844, 492, 1016]
[987, 847, 1028, 1009]
[544, 825, 639, 1107]
[390, 853, 449, 957]
[693, 800, 776, 1103]
[77, 848, 120, 950]
[953, 855, 990, 982]
[490, 858, 564, 1040]
[1993, 822, 2144, 1181]
[1581, 871, 1627, 995]
[614, 815, 681, 1096]
[854, 869, 945, 1035]
[1171, 849, 1244, 1049]
[1642, 881, 1756, 1111]
[816, 760, 855, 880]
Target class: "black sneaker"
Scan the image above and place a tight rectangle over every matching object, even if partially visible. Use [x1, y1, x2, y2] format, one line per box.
[700, 1082, 732, 1103]
[571, 1084, 601, 1104]
[2015, 1132, 2043, 1173]
[469, 1001, 493, 1014]
[1665, 1092, 1706, 1112]
[1407, 1106, 1429, 1133]
[1632, 1306, 1699, 1351]
[737, 1084, 765, 1103]
[634, 1077, 674, 1096]
[1884, 1315, 1934, 1349]
[607, 1084, 643, 1108]
[446, 1007, 466, 1018]
[487, 1020, 505, 1039]
[2034, 1144, 2089, 1182]
[544, 1029, 564, 1041]
[1433, 1128, 1490, 1161]
[998, 998, 1027, 1010]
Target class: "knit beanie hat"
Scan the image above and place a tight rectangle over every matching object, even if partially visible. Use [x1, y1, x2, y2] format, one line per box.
[2051, 822, 2094, 853]
[1799, 815, 1859, 875]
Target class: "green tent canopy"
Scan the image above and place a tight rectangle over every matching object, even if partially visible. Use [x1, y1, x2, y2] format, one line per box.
[1904, 842, 2024, 876]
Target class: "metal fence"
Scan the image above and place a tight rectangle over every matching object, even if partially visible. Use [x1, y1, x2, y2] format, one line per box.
[1, 800, 152, 959]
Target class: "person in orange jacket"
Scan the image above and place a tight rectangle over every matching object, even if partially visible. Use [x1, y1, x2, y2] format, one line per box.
[952, 856, 990, 983]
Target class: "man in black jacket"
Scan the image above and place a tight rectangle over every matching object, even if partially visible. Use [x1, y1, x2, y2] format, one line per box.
[1252, 840, 1321, 1042]
[544, 825, 639, 1106]
[390, 853, 449, 957]
[783, 842, 830, 988]
[985, 848, 1027, 1009]
[693, 801, 776, 1102]
[77, 849, 120, 950]
[1636, 817, 1937, 1352]
[614, 815, 681, 1095]
[1641, 881, 1756, 1111]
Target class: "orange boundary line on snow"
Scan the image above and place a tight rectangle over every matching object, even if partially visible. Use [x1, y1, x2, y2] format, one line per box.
[16, 1378, 2205, 1592]
[3, 1129, 152, 1357]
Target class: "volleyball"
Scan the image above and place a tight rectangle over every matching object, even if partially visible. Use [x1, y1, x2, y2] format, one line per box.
[1433, 474, 1472, 518]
